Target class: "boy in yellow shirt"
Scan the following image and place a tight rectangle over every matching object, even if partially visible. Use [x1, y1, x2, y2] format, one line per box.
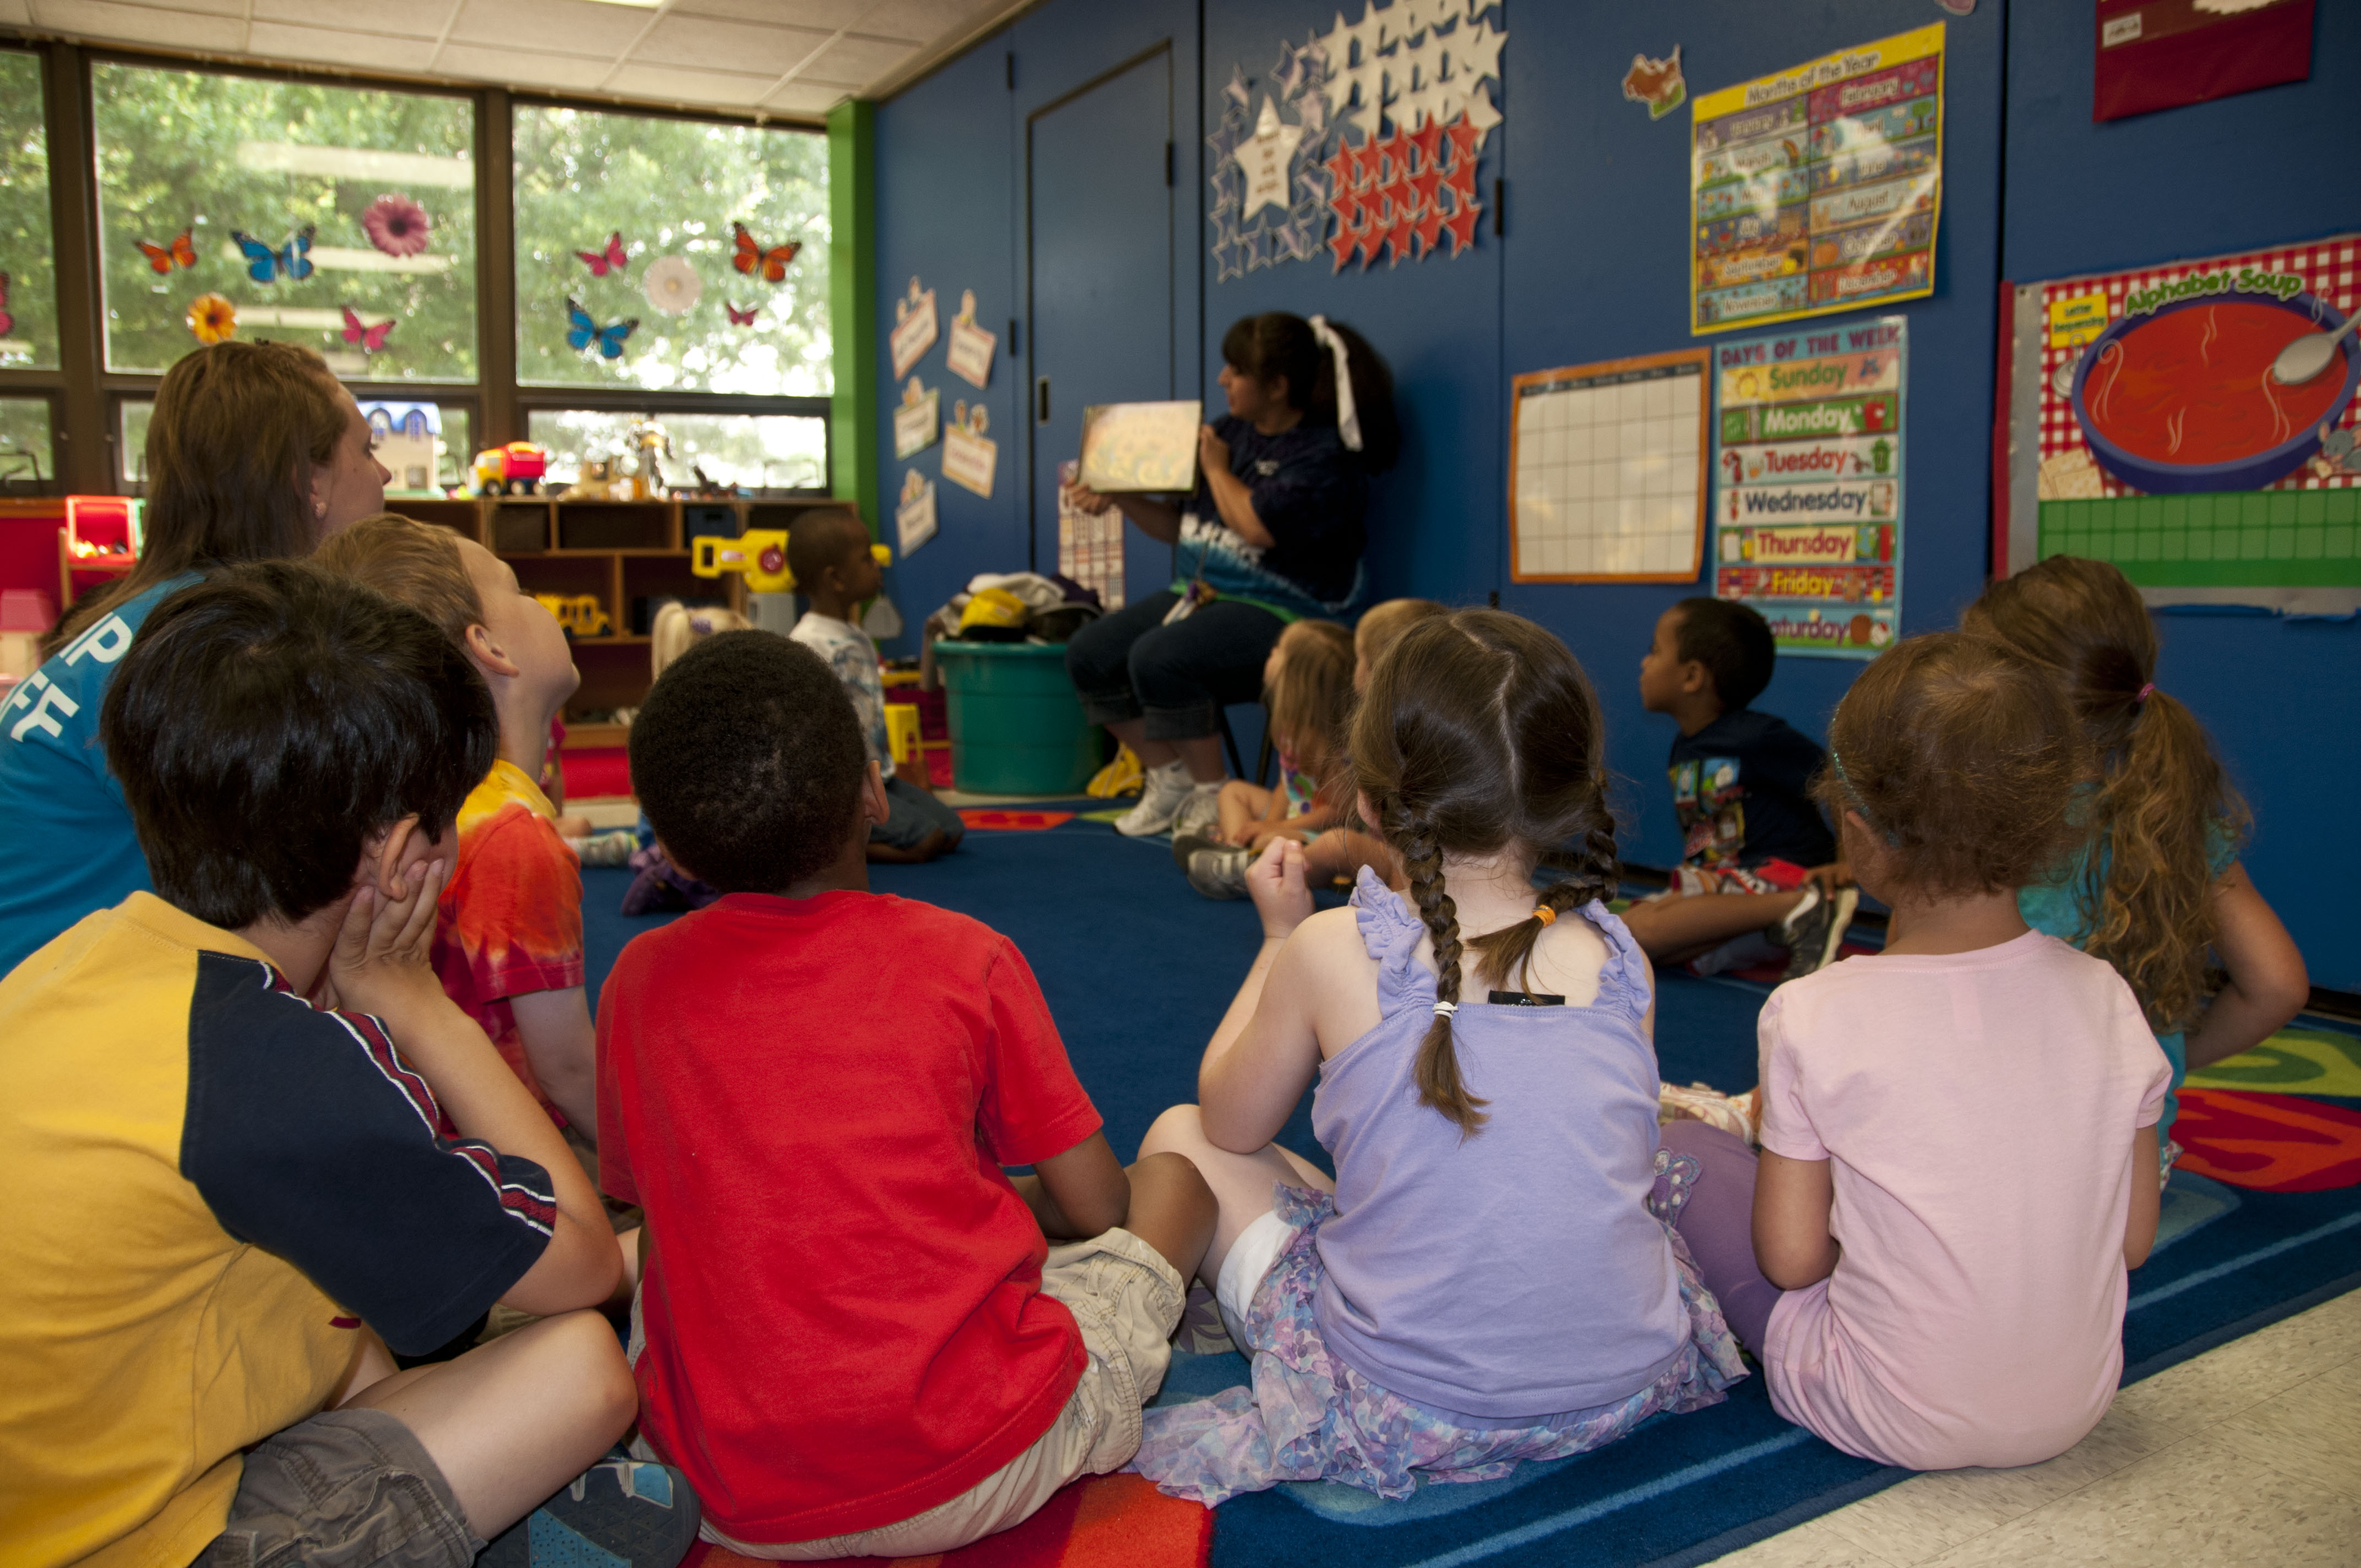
[0, 563, 694, 1567]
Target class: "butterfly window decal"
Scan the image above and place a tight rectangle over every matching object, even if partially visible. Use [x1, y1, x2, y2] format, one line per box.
[726, 302, 758, 327]
[576, 232, 629, 277]
[231, 226, 315, 285]
[340, 306, 394, 355]
[565, 296, 637, 360]
[731, 222, 801, 284]
[137, 229, 198, 274]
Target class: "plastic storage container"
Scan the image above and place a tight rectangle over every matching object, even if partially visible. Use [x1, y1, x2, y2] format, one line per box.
[934, 641, 1100, 795]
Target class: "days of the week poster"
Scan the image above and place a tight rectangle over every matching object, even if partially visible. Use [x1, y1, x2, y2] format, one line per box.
[1691, 24, 1944, 335]
[1712, 315, 1906, 660]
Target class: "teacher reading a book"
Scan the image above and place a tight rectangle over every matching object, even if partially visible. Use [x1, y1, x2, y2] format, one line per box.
[1063, 311, 1399, 841]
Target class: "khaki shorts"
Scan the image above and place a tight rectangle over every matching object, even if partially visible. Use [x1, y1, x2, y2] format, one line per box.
[639, 1227, 1183, 1560]
[197, 1407, 480, 1568]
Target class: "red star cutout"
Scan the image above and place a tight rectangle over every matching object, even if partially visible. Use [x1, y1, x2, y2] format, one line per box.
[1444, 159, 1480, 210]
[1441, 197, 1482, 257]
[1330, 190, 1362, 231]
[1383, 128, 1413, 184]
[1408, 118, 1445, 173]
[1351, 139, 1384, 188]
[1355, 211, 1384, 270]
[1385, 206, 1416, 265]
[1444, 113, 1482, 171]
[1381, 177, 1415, 228]
[1324, 146, 1359, 194]
[1410, 167, 1443, 213]
[1329, 217, 1359, 271]
[1411, 199, 1447, 257]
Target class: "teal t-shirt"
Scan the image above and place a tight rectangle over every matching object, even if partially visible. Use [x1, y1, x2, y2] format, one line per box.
[0, 574, 202, 978]
[2017, 812, 2237, 1142]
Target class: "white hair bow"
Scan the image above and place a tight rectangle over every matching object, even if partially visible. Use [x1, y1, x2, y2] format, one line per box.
[1308, 314, 1361, 453]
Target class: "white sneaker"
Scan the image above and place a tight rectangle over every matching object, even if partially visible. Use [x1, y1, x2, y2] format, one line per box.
[1169, 782, 1223, 837]
[1113, 761, 1195, 837]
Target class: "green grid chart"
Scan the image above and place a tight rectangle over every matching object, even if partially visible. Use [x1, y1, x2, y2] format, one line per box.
[2038, 489, 2361, 588]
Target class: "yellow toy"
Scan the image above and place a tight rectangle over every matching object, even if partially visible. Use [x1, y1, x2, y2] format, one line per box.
[533, 592, 611, 637]
[693, 530, 890, 595]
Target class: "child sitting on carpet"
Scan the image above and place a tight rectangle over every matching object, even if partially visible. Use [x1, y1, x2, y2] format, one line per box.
[317, 515, 599, 1136]
[0, 562, 693, 1568]
[1963, 556, 2306, 1157]
[1133, 609, 1745, 1506]
[787, 507, 965, 864]
[615, 603, 750, 916]
[1351, 596, 1445, 689]
[597, 629, 1217, 1558]
[1173, 618, 1354, 899]
[1620, 597, 1855, 981]
[1661, 631, 2170, 1472]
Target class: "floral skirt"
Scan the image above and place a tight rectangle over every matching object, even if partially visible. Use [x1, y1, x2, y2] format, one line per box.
[1129, 1158, 1748, 1506]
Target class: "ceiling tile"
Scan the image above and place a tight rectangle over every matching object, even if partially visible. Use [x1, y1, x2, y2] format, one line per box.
[630, 13, 830, 77]
[244, 21, 444, 72]
[604, 61, 776, 108]
[762, 80, 848, 116]
[446, 0, 650, 56]
[29, 0, 244, 48]
[797, 31, 917, 85]
[251, 0, 457, 43]
[858, 0, 989, 46]
[0, 0, 30, 23]
[431, 41, 614, 91]
[668, 0, 867, 28]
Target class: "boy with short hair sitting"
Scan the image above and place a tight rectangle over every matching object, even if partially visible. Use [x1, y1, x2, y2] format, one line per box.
[785, 507, 966, 863]
[0, 562, 694, 1568]
[1622, 596, 1857, 978]
[599, 629, 1215, 1558]
[317, 515, 599, 1135]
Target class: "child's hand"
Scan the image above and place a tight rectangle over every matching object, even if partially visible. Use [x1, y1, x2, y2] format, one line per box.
[327, 859, 451, 1022]
[1809, 861, 1853, 891]
[1247, 840, 1314, 940]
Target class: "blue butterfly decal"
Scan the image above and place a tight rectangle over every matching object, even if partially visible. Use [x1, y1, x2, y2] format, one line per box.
[565, 296, 638, 360]
[229, 225, 315, 284]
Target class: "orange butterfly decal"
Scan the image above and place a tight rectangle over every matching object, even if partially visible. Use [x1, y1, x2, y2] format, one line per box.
[731, 222, 801, 284]
[137, 229, 198, 274]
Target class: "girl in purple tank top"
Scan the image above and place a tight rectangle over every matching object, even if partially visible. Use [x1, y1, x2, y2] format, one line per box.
[1133, 609, 1745, 1506]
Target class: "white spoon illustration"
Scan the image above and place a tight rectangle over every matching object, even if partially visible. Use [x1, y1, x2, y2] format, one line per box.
[2271, 314, 2359, 385]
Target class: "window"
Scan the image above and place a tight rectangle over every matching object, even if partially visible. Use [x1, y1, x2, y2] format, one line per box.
[117, 395, 471, 492]
[513, 106, 830, 396]
[0, 50, 57, 371]
[0, 397, 51, 487]
[91, 63, 478, 382]
[529, 409, 826, 492]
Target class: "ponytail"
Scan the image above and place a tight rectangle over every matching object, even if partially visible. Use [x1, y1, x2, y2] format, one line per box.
[1218, 313, 1400, 475]
[1386, 791, 1488, 1137]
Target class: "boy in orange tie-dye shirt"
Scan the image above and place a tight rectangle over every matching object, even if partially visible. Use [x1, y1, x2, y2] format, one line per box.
[318, 515, 597, 1132]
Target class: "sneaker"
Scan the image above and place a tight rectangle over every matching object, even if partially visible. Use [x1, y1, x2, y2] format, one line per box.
[573, 829, 638, 867]
[1187, 846, 1253, 900]
[1169, 782, 1223, 838]
[1113, 761, 1195, 837]
[478, 1456, 699, 1568]
[1777, 882, 1859, 979]
[1170, 830, 1222, 871]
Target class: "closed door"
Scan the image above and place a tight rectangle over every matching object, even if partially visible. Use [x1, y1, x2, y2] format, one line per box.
[1027, 48, 1175, 592]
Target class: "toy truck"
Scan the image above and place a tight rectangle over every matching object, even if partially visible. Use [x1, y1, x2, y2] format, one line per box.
[474, 441, 549, 497]
[693, 529, 889, 595]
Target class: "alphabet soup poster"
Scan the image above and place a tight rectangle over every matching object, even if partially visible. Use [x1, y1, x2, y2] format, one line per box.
[1711, 315, 1906, 659]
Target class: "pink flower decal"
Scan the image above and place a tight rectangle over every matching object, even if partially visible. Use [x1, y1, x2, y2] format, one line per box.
[362, 193, 432, 258]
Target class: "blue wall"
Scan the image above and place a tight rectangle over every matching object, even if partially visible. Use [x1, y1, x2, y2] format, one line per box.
[874, 1, 2355, 986]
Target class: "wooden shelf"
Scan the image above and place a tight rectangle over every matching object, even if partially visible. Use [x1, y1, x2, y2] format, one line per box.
[562, 722, 630, 749]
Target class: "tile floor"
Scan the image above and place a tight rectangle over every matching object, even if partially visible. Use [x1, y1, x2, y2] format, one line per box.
[1709, 1286, 2361, 1566]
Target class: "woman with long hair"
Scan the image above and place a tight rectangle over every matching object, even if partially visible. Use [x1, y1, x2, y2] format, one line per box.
[0, 341, 389, 974]
[1064, 312, 1400, 839]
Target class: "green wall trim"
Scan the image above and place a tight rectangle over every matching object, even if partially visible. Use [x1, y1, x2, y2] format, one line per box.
[828, 98, 879, 535]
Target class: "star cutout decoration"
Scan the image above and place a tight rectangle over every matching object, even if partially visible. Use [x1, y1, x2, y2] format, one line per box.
[1412, 198, 1447, 258]
[1385, 206, 1416, 266]
[1444, 113, 1483, 171]
[1225, 65, 1250, 110]
[1441, 195, 1482, 256]
[1232, 96, 1308, 222]
[1409, 118, 1445, 173]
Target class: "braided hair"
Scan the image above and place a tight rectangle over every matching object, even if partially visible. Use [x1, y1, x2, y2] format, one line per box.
[1351, 610, 1620, 1136]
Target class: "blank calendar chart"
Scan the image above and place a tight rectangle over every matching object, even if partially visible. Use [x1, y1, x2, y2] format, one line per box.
[1509, 351, 1710, 584]
[1711, 315, 1906, 659]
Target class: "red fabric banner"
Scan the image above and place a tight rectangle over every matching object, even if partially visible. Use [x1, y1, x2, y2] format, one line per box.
[2093, 0, 2315, 122]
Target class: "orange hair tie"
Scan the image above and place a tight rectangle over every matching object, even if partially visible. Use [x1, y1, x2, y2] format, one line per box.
[1532, 905, 1557, 925]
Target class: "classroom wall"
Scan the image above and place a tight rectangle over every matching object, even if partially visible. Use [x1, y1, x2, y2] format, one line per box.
[872, 1, 2355, 986]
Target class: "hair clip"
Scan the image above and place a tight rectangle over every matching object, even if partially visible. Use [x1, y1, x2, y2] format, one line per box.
[2136, 682, 2155, 702]
[1830, 749, 1903, 848]
[1531, 905, 1557, 926]
[1431, 1000, 1457, 1017]
[689, 614, 712, 635]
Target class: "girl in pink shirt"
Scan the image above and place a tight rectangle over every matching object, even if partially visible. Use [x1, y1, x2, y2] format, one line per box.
[1664, 632, 2172, 1471]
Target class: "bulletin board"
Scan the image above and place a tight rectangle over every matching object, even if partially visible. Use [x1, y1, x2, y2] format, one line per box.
[1690, 23, 1945, 336]
[1711, 315, 1906, 659]
[1999, 234, 2361, 612]
[1508, 351, 1709, 584]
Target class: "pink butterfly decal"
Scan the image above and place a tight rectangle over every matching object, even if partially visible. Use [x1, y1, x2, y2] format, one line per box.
[0, 273, 11, 340]
[576, 232, 628, 276]
[726, 301, 758, 326]
[340, 306, 394, 354]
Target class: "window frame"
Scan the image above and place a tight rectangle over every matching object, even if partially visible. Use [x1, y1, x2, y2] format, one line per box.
[0, 40, 833, 498]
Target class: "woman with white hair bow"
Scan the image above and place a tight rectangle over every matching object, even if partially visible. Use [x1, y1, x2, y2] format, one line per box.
[1064, 312, 1401, 838]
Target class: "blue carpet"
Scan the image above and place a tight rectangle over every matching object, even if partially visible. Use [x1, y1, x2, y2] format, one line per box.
[578, 818, 2361, 1568]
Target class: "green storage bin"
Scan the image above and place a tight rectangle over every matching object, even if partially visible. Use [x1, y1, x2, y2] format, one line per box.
[935, 641, 1101, 795]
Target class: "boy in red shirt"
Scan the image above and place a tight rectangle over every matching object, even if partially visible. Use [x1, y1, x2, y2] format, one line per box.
[598, 629, 1215, 1556]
